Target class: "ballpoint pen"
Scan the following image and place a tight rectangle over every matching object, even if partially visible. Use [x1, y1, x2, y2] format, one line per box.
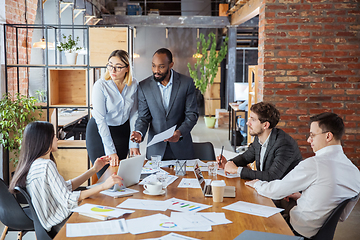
[219, 146, 224, 166]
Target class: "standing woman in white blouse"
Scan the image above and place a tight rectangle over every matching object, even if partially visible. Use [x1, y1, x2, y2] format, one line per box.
[9, 121, 123, 237]
[86, 50, 140, 178]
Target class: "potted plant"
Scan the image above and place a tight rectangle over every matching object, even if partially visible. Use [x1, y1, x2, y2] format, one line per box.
[57, 34, 83, 65]
[187, 32, 228, 128]
[0, 93, 42, 168]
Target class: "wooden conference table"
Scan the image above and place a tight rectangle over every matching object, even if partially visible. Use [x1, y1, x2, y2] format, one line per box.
[55, 165, 294, 239]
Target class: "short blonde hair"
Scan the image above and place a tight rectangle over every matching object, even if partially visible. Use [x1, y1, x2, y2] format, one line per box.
[104, 50, 133, 86]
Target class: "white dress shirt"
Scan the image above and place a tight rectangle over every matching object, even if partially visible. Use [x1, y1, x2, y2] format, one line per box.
[157, 69, 173, 111]
[253, 145, 360, 238]
[26, 158, 80, 231]
[92, 78, 139, 155]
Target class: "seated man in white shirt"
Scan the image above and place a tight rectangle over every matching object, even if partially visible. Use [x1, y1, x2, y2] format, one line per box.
[246, 112, 360, 239]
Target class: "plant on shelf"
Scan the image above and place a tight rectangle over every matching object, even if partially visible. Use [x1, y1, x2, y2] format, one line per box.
[0, 93, 42, 166]
[187, 32, 228, 128]
[57, 34, 83, 64]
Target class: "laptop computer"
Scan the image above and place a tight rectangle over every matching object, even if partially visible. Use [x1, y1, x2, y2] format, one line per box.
[193, 162, 236, 198]
[112, 155, 146, 191]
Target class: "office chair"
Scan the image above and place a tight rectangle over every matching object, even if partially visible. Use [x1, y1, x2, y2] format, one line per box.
[15, 186, 53, 240]
[0, 178, 34, 240]
[311, 195, 358, 240]
[193, 142, 216, 161]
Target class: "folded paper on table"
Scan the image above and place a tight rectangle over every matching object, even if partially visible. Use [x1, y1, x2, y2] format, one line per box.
[66, 219, 128, 237]
[222, 201, 284, 218]
[217, 169, 239, 178]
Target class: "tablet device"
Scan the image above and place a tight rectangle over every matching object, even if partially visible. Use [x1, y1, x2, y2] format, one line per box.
[113, 155, 146, 191]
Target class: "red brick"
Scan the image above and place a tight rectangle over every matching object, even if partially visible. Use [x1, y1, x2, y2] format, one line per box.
[288, 31, 311, 37]
[333, 96, 356, 102]
[278, 51, 299, 57]
[267, 5, 288, 10]
[301, 64, 322, 69]
[325, 76, 347, 82]
[325, 10, 347, 15]
[286, 109, 308, 115]
[336, 32, 357, 37]
[308, 96, 332, 101]
[343, 134, 355, 140]
[289, 4, 311, 10]
[276, 89, 298, 95]
[313, 57, 334, 63]
[287, 121, 309, 127]
[277, 64, 298, 70]
[267, 19, 287, 24]
[281, 115, 299, 121]
[335, 70, 356, 75]
[266, 83, 286, 88]
[309, 108, 332, 114]
[264, 64, 275, 69]
[348, 10, 360, 15]
[346, 103, 360, 109]
[301, 10, 322, 17]
[300, 76, 322, 82]
[264, 70, 286, 76]
[299, 89, 321, 95]
[346, 116, 360, 121]
[288, 83, 307, 88]
[348, 77, 360, 82]
[301, 52, 323, 57]
[280, 127, 297, 133]
[289, 58, 311, 63]
[277, 25, 299, 30]
[312, 3, 333, 9]
[322, 102, 344, 108]
[301, 38, 319, 44]
[348, 63, 360, 69]
[264, 89, 274, 95]
[298, 103, 321, 108]
[310, 83, 332, 88]
[312, 31, 334, 37]
[276, 102, 296, 108]
[324, 64, 345, 69]
[314, 17, 335, 23]
[334, 3, 358, 9]
[289, 45, 311, 50]
[264, 57, 287, 63]
[313, 44, 335, 50]
[325, 51, 348, 57]
[334, 83, 354, 88]
[289, 18, 310, 23]
[265, 44, 286, 50]
[337, 17, 357, 22]
[265, 32, 287, 37]
[347, 89, 360, 95]
[336, 57, 358, 63]
[324, 25, 347, 30]
[338, 44, 360, 50]
[277, 39, 298, 44]
[311, 70, 333, 74]
[286, 96, 308, 101]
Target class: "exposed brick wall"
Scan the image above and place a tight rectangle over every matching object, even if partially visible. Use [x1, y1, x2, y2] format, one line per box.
[5, 0, 38, 96]
[258, 0, 360, 166]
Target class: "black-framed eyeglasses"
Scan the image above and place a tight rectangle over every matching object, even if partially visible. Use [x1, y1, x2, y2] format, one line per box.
[307, 131, 330, 139]
[106, 64, 127, 72]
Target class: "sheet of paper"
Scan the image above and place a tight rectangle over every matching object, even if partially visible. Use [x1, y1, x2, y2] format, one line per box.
[126, 213, 169, 234]
[100, 188, 139, 198]
[139, 174, 178, 187]
[66, 219, 128, 237]
[171, 212, 232, 226]
[71, 203, 134, 218]
[216, 169, 239, 178]
[117, 199, 171, 211]
[147, 125, 176, 147]
[223, 201, 284, 218]
[166, 197, 212, 213]
[142, 233, 200, 240]
[144, 160, 178, 168]
[177, 178, 211, 188]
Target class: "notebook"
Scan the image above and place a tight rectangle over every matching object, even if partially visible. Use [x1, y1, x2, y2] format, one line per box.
[193, 162, 235, 198]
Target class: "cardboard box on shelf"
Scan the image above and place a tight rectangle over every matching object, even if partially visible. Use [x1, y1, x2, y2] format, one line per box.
[215, 109, 229, 128]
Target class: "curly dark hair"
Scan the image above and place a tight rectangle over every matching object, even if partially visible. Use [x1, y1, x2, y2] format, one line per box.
[250, 102, 280, 129]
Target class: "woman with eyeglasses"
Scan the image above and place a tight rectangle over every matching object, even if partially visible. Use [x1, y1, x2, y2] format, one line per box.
[86, 50, 140, 178]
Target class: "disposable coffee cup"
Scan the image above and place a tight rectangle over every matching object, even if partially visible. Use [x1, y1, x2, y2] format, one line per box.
[144, 182, 162, 194]
[211, 180, 226, 202]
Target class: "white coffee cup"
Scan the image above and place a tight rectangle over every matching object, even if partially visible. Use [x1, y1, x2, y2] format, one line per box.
[211, 180, 226, 202]
[144, 182, 162, 194]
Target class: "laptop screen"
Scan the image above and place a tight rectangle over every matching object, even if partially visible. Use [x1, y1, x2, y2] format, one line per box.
[194, 163, 207, 193]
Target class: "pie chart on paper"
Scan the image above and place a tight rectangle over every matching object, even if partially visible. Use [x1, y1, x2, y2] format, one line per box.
[91, 206, 115, 213]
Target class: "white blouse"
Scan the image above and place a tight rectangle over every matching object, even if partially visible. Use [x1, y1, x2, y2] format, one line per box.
[91, 78, 139, 155]
[26, 158, 80, 231]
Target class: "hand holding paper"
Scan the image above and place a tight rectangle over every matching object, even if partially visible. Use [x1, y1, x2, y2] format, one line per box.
[147, 125, 176, 147]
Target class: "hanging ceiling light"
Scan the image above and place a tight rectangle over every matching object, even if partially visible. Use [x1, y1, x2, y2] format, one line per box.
[33, 37, 55, 49]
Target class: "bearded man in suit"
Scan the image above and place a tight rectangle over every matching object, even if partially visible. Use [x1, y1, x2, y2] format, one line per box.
[131, 48, 199, 160]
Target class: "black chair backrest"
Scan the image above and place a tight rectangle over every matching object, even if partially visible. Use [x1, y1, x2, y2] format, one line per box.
[0, 178, 33, 231]
[193, 142, 216, 161]
[312, 197, 353, 240]
[15, 186, 53, 240]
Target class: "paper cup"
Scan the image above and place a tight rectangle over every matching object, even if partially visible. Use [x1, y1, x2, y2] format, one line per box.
[211, 180, 226, 202]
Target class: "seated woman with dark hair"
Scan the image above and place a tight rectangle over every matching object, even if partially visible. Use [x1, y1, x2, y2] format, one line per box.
[9, 121, 123, 236]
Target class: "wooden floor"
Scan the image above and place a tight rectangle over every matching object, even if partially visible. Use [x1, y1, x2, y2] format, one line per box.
[1, 117, 359, 239]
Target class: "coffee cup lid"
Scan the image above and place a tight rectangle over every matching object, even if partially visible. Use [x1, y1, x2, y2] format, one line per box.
[211, 180, 226, 186]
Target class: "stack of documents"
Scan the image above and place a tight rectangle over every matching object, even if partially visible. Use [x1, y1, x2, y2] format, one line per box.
[71, 203, 134, 220]
[100, 188, 139, 198]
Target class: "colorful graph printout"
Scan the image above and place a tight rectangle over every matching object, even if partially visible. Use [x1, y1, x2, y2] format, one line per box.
[166, 198, 212, 213]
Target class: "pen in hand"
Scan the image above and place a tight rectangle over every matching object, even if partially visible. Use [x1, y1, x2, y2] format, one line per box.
[219, 146, 224, 167]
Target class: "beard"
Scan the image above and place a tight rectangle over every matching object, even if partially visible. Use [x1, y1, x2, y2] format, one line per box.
[249, 127, 264, 137]
[153, 67, 170, 83]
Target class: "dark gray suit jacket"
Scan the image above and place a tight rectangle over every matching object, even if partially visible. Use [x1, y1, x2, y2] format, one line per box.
[135, 70, 199, 160]
[231, 128, 302, 181]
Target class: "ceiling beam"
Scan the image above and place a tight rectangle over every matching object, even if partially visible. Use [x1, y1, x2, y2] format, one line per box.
[231, 0, 261, 26]
[101, 15, 230, 28]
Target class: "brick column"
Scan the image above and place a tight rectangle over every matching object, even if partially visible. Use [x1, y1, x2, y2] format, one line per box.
[5, 0, 38, 96]
[258, 0, 360, 166]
